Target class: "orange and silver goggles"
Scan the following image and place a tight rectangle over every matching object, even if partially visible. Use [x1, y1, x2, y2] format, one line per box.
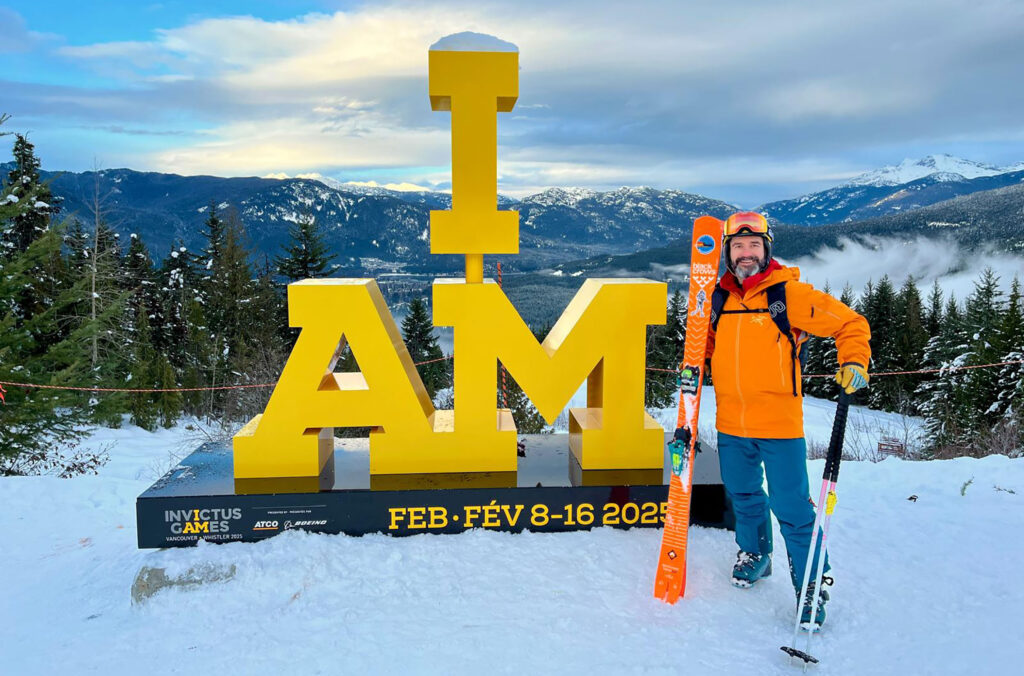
[724, 211, 772, 240]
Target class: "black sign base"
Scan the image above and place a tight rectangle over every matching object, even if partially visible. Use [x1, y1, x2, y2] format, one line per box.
[136, 434, 734, 549]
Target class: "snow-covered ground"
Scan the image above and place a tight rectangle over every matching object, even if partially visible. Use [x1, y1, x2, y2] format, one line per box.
[2, 396, 1022, 674]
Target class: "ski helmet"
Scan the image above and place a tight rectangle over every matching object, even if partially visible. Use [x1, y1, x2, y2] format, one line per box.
[723, 211, 774, 275]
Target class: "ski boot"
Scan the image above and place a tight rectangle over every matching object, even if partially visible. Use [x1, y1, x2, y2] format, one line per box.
[798, 576, 833, 631]
[731, 551, 772, 588]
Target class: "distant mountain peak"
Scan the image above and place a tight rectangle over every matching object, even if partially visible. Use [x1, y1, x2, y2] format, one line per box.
[525, 187, 598, 207]
[845, 154, 1005, 187]
[760, 154, 1024, 227]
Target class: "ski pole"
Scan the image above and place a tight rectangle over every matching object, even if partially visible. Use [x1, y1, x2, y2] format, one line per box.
[781, 389, 851, 667]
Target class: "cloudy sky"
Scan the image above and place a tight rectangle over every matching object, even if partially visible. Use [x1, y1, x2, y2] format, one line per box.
[3, 0, 1023, 205]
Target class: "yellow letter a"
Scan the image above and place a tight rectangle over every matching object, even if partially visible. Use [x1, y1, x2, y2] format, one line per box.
[233, 279, 435, 479]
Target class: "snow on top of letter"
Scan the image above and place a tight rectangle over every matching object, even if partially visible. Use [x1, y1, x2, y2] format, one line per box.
[429, 32, 518, 53]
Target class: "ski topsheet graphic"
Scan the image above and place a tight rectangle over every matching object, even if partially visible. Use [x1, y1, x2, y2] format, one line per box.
[654, 215, 724, 605]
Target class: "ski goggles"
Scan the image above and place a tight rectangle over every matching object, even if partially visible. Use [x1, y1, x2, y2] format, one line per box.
[724, 211, 772, 240]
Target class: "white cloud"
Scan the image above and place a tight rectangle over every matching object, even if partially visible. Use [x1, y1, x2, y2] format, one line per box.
[151, 114, 449, 176]
[59, 40, 172, 65]
[64, 8, 522, 86]
[262, 172, 330, 180]
[0, 7, 58, 53]
[757, 78, 927, 122]
[786, 236, 1024, 302]
[493, 155, 858, 200]
[19, 0, 1024, 204]
[343, 180, 433, 192]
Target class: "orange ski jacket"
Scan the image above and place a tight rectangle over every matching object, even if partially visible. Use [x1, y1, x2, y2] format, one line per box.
[707, 261, 871, 439]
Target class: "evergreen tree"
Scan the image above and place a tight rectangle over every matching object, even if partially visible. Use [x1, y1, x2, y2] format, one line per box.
[892, 276, 928, 414]
[196, 203, 225, 360]
[840, 284, 856, 310]
[65, 213, 131, 425]
[274, 213, 337, 282]
[1, 133, 61, 256]
[127, 303, 160, 430]
[925, 280, 944, 339]
[123, 233, 160, 326]
[274, 214, 335, 348]
[498, 322, 550, 434]
[199, 206, 256, 419]
[908, 279, 947, 414]
[856, 279, 874, 317]
[862, 276, 900, 411]
[223, 257, 287, 423]
[217, 209, 256, 361]
[645, 289, 686, 408]
[994, 277, 1024, 450]
[802, 282, 835, 399]
[960, 269, 1004, 430]
[110, 230, 185, 429]
[667, 288, 687, 355]
[157, 242, 198, 360]
[917, 295, 971, 452]
[0, 116, 25, 242]
[157, 241, 207, 414]
[153, 357, 183, 428]
[2, 132, 66, 335]
[0, 123, 99, 472]
[121, 231, 183, 425]
[501, 363, 548, 434]
[183, 294, 216, 416]
[815, 284, 854, 399]
[401, 297, 447, 399]
[855, 278, 875, 406]
[0, 228, 87, 473]
[124, 302, 181, 430]
[200, 201, 224, 275]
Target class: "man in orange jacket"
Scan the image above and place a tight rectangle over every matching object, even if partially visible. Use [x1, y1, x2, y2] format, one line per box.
[707, 211, 870, 630]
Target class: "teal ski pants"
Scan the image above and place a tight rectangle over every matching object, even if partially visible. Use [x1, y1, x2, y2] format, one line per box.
[717, 432, 829, 588]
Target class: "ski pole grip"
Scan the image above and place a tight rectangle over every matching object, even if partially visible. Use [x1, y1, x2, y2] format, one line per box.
[823, 390, 851, 482]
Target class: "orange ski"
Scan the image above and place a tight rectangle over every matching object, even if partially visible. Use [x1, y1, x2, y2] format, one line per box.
[654, 215, 723, 604]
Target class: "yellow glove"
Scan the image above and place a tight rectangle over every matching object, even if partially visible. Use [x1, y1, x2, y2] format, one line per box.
[835, 362, 869, 394]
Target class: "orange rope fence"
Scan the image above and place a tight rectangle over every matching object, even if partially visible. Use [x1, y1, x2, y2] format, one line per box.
[0, 381, 278, 393]
[413, 356, 450, 366]
[1, 359, 1021, 396]
[803, 358, 1024, 378]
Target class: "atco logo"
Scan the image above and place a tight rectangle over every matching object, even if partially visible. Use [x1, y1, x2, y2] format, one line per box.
[284, 520, 328, 530]
[695, 235, 716, 255]
[253, 520, 279, 531]
[691, 262, 716, 276]
[165, 508, 242, 535]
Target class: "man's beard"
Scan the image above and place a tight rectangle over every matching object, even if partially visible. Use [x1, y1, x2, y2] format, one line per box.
[733, 257, 763, 281]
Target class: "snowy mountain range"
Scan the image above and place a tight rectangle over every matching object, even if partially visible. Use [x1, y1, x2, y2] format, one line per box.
[7, 153, 1023, 273]
[24, 165, 735, 273]
[759, 155, 1024, 226]
[553, 179, 1024, 281]
[844, 154, 1022, 187]
[309, 175, 519, 211]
